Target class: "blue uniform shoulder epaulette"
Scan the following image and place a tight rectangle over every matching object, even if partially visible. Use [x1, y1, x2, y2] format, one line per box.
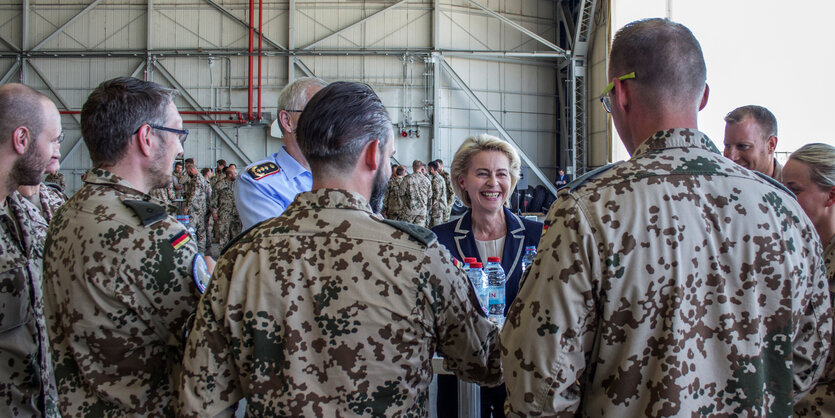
[123, 199, 168, 226]
[754, 171, 796, 199]
[247, 161, 280, 180]
[568, 163, 616, 192]
[381, 219, 437, 247]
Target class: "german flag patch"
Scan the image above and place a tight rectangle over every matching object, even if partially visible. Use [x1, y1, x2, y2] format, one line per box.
[170, 230, 191, 250]
[247, 161, 280, 180]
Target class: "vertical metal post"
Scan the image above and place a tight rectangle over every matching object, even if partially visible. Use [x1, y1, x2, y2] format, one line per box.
[146, 0, 153, 81]
[432, 53, 441, 162]
[288, 0, 296, 83]
[20, 0, 28, 83]
[457, 379, 480, 417]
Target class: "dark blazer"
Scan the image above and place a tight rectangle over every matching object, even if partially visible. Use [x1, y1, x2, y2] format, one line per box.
[432, 206, 543, 313]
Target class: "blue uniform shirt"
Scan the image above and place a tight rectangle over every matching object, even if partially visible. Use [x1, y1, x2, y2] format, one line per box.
[235, 147, 312, 229]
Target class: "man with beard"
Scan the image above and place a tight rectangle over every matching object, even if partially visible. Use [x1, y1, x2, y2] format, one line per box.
[0, 83, 62, 417]
[18, 136, 68, 224]
[180, 82, 502, 416]
[42, 77, 214, 417]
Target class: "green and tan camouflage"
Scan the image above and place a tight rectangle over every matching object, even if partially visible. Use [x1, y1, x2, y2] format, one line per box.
[428, 171, 447, 228]
[501, 129, 832, 416]
[400, 172, 431, 227]
[179, 189, 502, 417]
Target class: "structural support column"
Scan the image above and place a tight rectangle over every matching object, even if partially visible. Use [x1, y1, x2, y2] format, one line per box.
[20, 0, 28, 83]
[146, 0, 153, 81]
[288, 0, 295, 83]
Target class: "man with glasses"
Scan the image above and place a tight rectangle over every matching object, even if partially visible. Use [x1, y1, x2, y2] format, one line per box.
[41, 76, 214, 417]
[235, 77, 327, 230]
[502, 18, 830, 415]
[0, 83, 62, 417]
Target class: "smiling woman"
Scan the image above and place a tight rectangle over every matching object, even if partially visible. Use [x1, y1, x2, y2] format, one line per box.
[431, 134, 543, 417]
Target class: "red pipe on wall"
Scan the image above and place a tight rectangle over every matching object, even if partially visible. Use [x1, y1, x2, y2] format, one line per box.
[247, 0, 254, 121]
[257, 0, 263, 120]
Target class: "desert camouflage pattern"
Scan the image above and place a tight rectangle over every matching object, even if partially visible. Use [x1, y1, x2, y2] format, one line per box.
[501, 129, 832, 417]
[179, 189, 502, 417]
[796, 235, 835, 417]
[183, 173, 211, 253]
[428, 171, 447, 228]
[149, 182, 175, 206]
[401, 172, 431, 227]
[0, 192, 59, 417]
[44, 172, 65, 190]
[383, 175, 405, 221]
[42, 168, 202, 417]
[211, 177, 242, 250]
[38, 183, 68, 224]
[440, 170, 454, 222]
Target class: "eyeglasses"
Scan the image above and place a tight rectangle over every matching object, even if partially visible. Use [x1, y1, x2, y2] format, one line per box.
[135, 124, 189, 144]
[599, 72, 636, 113]
[284, 109, 303, 113]
[55, 131, 65, 144]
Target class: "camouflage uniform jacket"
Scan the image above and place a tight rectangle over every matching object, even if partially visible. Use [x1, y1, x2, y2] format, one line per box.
[184, 174, 211, 216]
[501, 129, 832, 417]
[796, 234, 835, 416]
[440, 170, 455, 220]
[179, 189, 502, 417]
[210, 178, 234, 216]
[42, 168, 203, 417]
[428, 172, 448, 228]
[0, 192, 59, 417]
[401, 172, 431, 227]
[383, 176, 404, 221]
[44, 172, 65, 190]
[38, 183, 67, 224]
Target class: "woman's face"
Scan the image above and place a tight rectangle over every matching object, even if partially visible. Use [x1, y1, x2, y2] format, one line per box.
[459, 150, 511, 216]
[783, 159, 835, 237]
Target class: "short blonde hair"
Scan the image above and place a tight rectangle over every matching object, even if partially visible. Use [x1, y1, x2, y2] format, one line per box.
[450, 134, 521, 207]
[788, 143, 835, 190]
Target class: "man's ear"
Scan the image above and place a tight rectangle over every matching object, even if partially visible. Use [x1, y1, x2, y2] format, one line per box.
[364, 139, 380, 171]
[698, 83, 710, 111]
[11, 126, 29, 155]
[826, 186, 835, 208]
[136, 124, 154, 157]
[766, 135, 778, 154]
[278, 110, 294, 135]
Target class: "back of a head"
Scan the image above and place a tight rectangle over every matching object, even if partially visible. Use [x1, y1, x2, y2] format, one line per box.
[296, 81, 392, 174]
[81, 76, 177, 167]
[277, 77, 328, 113]
[0, 83, 50, 145]
[428, 161, 439, 172]
[610, 18, 706, 110]
[395, 166, 406, 177]
[412, 160, 424, 172]
[724, 105, 778, 139]
[790, 143, 835, 189]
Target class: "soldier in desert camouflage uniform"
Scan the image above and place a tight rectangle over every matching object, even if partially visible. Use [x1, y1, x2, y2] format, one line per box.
[211, 165, 242, 250]
[18, 182, 67, 224]
[501, 19, 831, 417]
[44, 171, 65, 190]
[436, 159, 455, 222]
[401, 160, 431, 227]
[179, 82, 501, 417]
[383, 164, 406, 220]
[149, 182, 176, 214]
[786, 143, 835, 416]
[42, 77, 214, 417]
[0, 83, 62, 417]
[427, 160, 447, 228]
[183, 160, 212, 253]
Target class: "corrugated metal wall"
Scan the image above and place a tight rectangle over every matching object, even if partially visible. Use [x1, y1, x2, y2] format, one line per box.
[0, 0, 580, 195]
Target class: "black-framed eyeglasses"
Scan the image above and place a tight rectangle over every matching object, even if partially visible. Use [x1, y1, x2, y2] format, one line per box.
[284, 109, 303, 113]
[135, 124, 189, 144]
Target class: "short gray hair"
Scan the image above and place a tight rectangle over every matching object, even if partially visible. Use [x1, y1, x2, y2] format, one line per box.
[610, 18, 706, 109]
[277, 77, 327, 113]
[724, 105, 778, 139]
[788, 143, 835, 190]
[450, 134, 521, 207]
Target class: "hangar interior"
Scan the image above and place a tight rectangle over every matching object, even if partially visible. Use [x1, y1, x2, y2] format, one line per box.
[0, 0, 611, 198]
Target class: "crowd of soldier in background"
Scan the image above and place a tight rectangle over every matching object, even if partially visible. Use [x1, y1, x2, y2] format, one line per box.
[383, 158, 455, 228]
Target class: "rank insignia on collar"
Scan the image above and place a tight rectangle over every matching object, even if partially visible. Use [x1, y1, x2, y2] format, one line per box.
[247, 162, 280, 180]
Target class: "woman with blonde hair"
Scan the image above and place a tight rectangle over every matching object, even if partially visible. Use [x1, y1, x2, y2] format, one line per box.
[785, 143, 835, 416]
[432, 134, 543, 417]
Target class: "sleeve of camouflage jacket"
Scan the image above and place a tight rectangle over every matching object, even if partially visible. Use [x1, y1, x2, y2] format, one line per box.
[178, 254, 242, 418]
[500, 196, 599, 415]
[427, 243, 503, 387]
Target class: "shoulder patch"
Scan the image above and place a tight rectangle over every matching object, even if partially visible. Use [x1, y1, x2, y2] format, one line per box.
[247, 162, 280, 180]
[754, 171, 796, 198]
[192, 254, 210, 294]
[123, 199, 168, 226]
[381, 219, 437, 247]
[568, 163, 616, 192]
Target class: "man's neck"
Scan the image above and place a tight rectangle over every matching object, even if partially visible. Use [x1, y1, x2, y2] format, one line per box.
[17, 184, 40, 198]
[284, 136, 310, 170]
[102, 163, 150, 194]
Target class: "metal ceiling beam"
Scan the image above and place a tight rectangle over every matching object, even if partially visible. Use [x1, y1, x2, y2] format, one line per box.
[0, 61, 20, 85]
[293, 57, 316, 78]
[301, 0, 409, 50]
[438, 54, 557, 196]
[155, 61, 253, 165]
[0, 32, 18, 52]
[31, 0, 104, 51]
[201, 0, 287, 51]
[468, 0, 566, 56]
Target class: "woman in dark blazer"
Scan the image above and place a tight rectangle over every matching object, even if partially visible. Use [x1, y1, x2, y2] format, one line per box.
[432, 134, 543, 418]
